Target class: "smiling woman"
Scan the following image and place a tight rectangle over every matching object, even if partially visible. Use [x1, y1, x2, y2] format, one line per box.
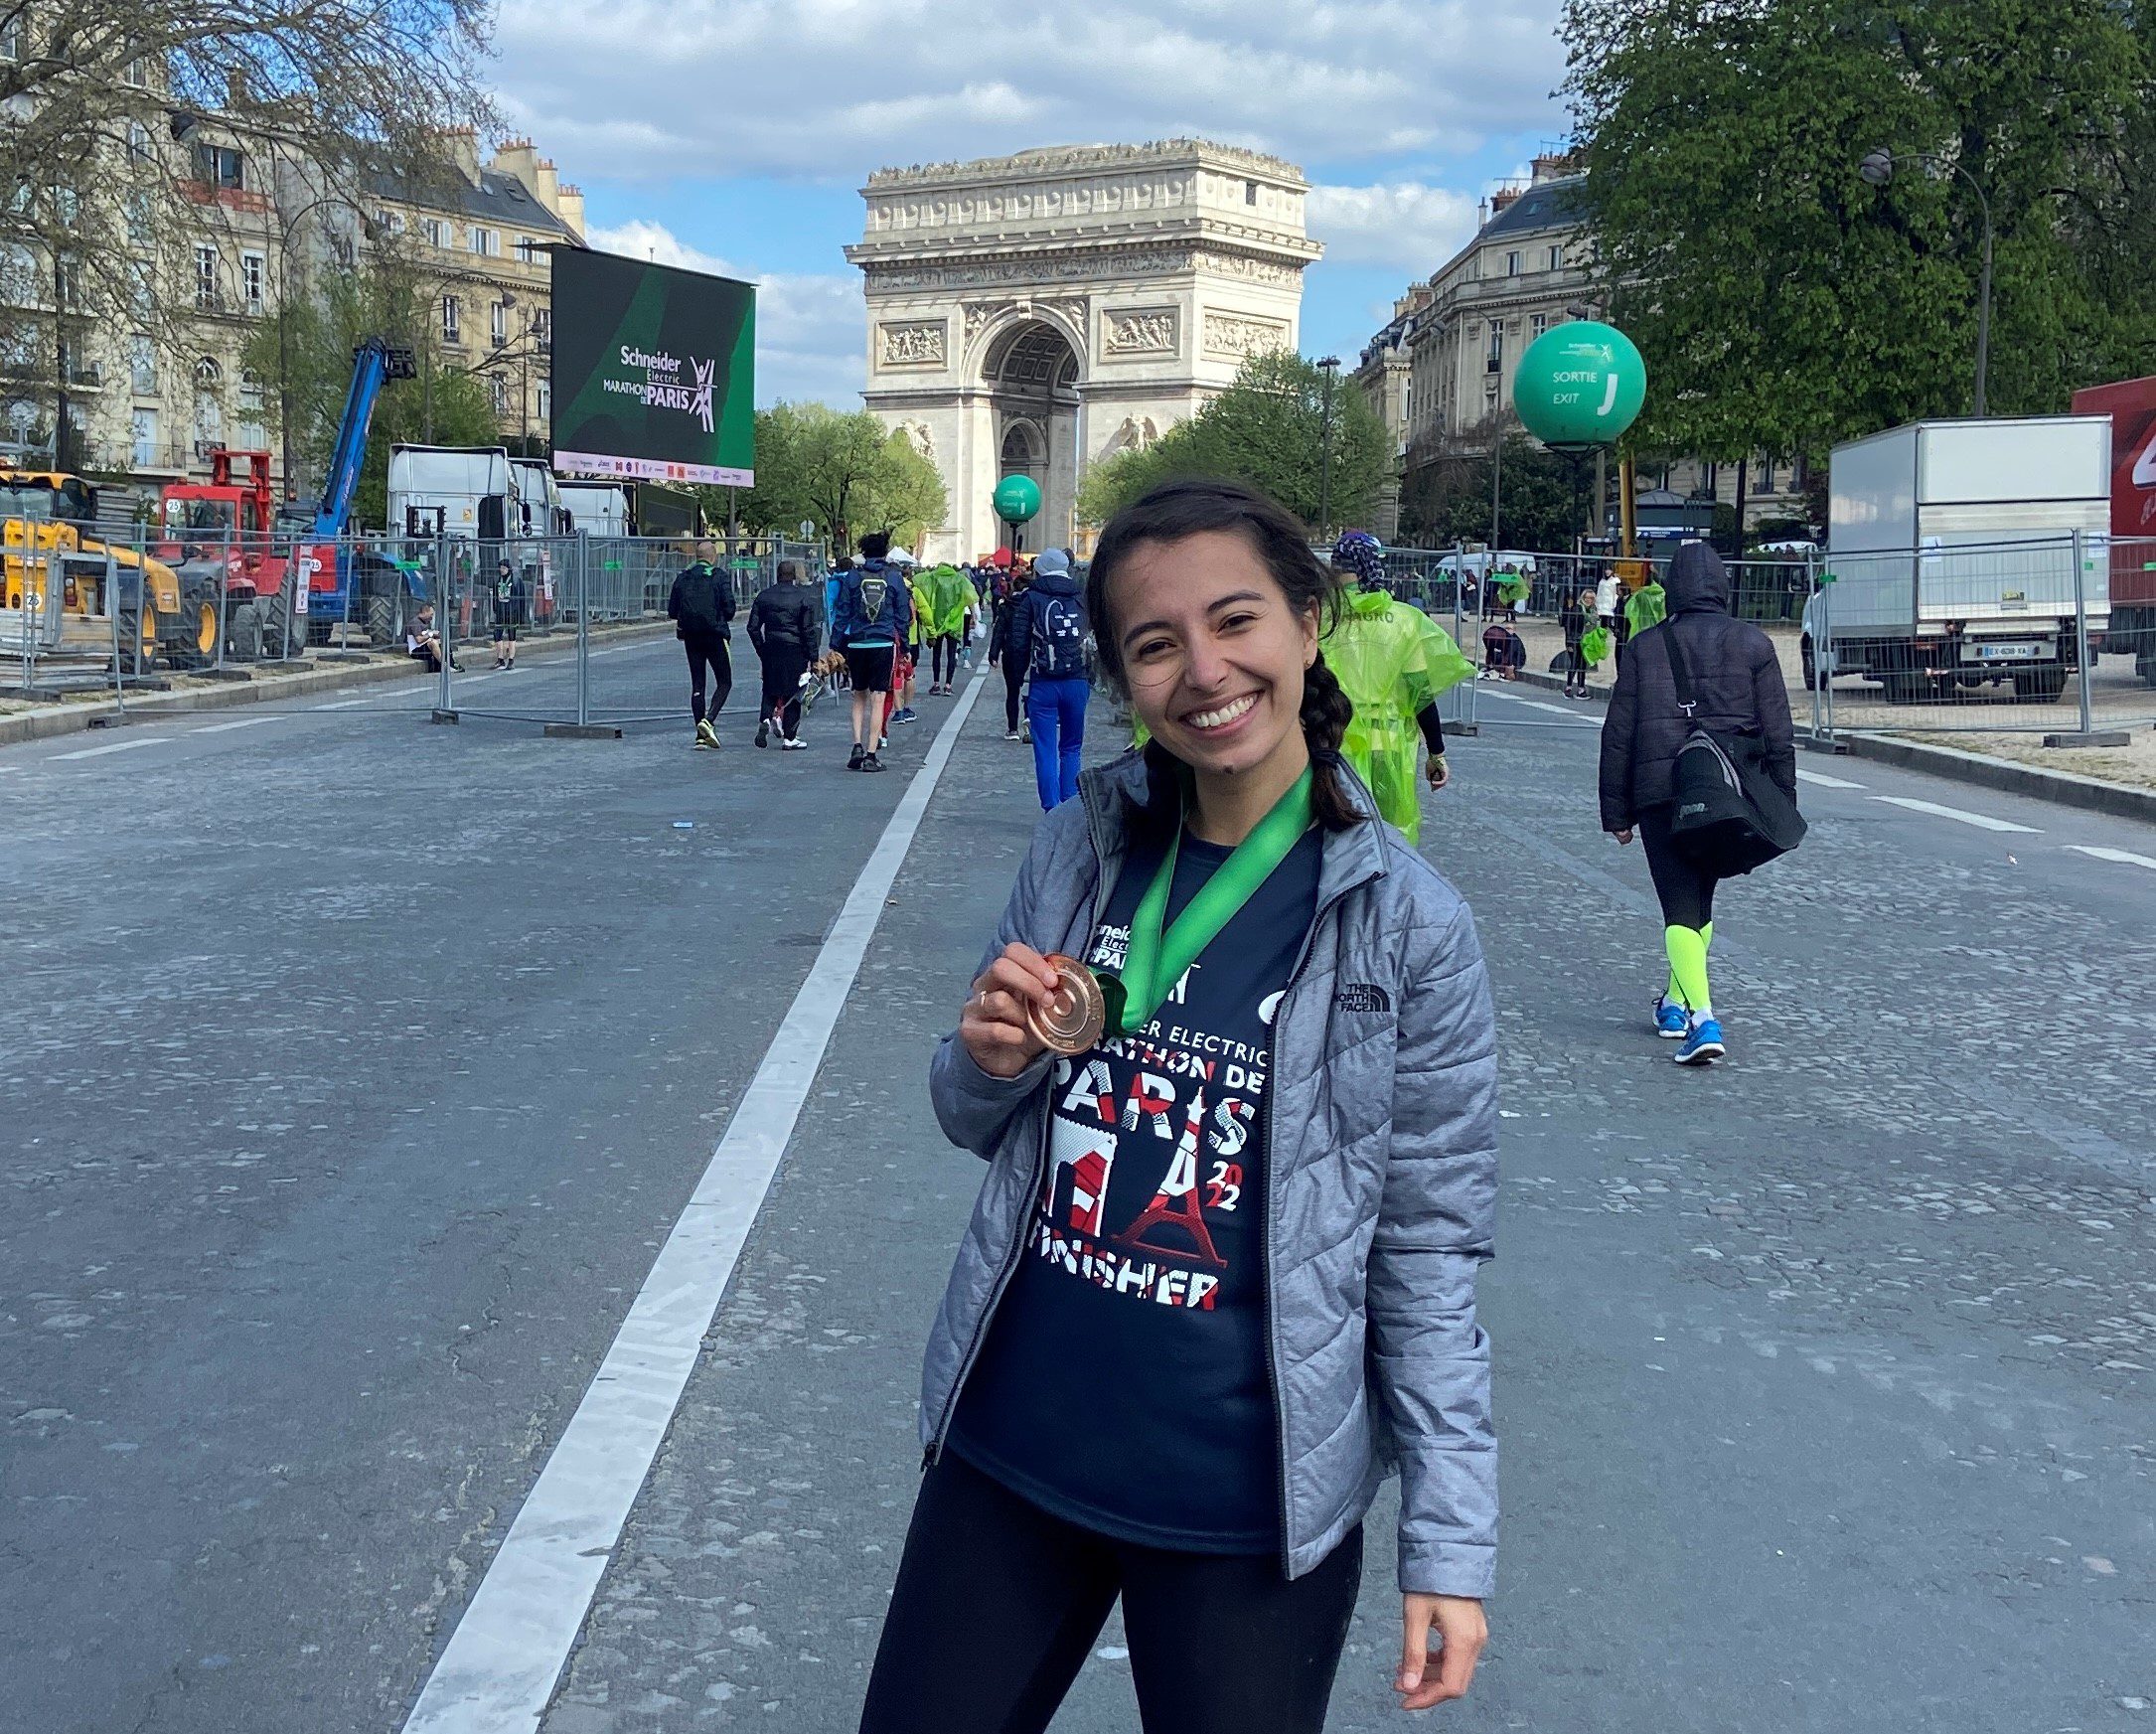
[863, 477, 1501, 1732]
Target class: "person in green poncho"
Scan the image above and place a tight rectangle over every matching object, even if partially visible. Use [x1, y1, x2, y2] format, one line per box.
[919, 562, 972, 696]
[1623, 574, 1666, 638]
[1322, 532, 1474, 847]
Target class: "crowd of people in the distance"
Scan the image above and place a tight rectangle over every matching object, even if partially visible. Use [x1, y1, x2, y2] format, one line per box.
[668, 535, 1088, 784]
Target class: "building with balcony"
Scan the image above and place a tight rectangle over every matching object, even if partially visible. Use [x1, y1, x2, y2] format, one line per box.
[1359, 155, 1815, 547]
[367, 133, 584, 452]
[1, 41, 588, 519]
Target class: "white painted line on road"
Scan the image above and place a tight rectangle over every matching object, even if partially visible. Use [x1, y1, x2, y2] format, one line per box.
[54, 736, 171, 761]
[2068, 845, 2156, 872]
[311, 698, 376, 710]
[1795, 767, 1866, 790]
[1869, 795, 2040, 834]
[401, 665, 994, 1734]
[1484, 692, 1594, 720]
[192, 715, 285, 734]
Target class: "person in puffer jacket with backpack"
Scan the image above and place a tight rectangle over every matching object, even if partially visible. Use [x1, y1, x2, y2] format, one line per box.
[1599, 540, 1794, 1065]
[1002, 548, 1090, 809]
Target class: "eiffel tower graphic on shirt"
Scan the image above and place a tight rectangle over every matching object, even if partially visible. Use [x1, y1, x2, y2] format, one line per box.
[1114, 1082, 1225, 1269]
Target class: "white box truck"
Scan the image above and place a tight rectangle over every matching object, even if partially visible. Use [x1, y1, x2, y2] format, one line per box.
[387, 445, 563, 628]
[558, 480, 632, 538]
[1804, 416, 2111, 703]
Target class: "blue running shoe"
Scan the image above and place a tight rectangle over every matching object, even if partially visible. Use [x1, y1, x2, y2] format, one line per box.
[1654, 996, 1689, 1039]
[1674, 1018, 1725, 1066]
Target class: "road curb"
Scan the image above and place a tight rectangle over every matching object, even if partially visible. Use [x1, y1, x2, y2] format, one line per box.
[0, 622, 672, 750]
[1501, 665, 2156, 827]
[1831, 731, 2156, 826]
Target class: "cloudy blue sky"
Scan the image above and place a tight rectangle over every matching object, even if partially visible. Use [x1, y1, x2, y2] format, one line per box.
[490, 0, 1574, 407]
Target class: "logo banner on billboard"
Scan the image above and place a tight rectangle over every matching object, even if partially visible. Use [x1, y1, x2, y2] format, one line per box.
[548, 249, 756, 487]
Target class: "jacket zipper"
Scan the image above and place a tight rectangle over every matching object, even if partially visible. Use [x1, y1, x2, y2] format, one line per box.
[1260, 865, 1379, 1574]
[924, 796, 1117, 1468]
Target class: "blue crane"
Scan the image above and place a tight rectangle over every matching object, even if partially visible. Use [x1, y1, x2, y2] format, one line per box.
[304, 337, 417, 640]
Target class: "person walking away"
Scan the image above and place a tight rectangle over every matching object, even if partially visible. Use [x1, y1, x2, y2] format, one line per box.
[668, 541, 736, 749]
[747, 558, 820, 750]
[1560, 585, 1594, 699]
[1007, 547, 1089, 809]
[888, 560, 931, 723]
[859, 476, 1496, 1734]
[835, 533, 912, 772]
[825, 556, 853, 691]
[924, 562, 971, 695]
[988, 565, 1031, 742]
[1624, 569, 1667, 639]
[1324, 531, 1471, 847]
[1599, 541, 1795, 1065]
[491, 559, 528, 670]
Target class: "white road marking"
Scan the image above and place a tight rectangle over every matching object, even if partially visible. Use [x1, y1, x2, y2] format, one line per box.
[1795, 767, 1866, 789]
[54, 736, 171, 761]
[311, 698, 377, 710]
[400, 666, 993, 1734]
[193, 715, 285, 734]
[2068, 845, 2156, 872]
[1486, 692, 1596, 720]
[1869, 795, 2040, 834]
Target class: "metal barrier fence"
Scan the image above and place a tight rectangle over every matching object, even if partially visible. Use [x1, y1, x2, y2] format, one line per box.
[2, 529, 827, 728]
[1367, 536, 2156, 743]
[1807, 532, 2156, 739]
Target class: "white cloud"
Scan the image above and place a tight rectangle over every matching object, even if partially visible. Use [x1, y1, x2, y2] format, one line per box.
[495, 0, 1567, 182]
[1307, 181, 1482, 271]
[584, 220, 865, 407]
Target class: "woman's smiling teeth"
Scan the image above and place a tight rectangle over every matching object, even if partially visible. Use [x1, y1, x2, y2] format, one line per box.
[1185, 694, 1257, 731]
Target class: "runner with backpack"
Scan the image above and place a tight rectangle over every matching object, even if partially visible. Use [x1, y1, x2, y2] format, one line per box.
[1003, 548, 1090, 809]
[1599, 542, 1801, 1065]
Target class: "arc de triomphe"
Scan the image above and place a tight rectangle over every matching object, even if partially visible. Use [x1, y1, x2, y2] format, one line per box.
[846, 140, 1322, 561]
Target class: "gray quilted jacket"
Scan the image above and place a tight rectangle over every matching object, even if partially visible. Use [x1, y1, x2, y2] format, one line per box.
[922, 751, 1499, 1598]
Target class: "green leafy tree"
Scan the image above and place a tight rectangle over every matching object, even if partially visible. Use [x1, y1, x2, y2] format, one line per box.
[1400, 420, 1598, 551]
[1075, 350, 1392, 530]
[1563, 0, 2156, 462]
[728, 401, 943, 550]
[244, 250, 498, 529]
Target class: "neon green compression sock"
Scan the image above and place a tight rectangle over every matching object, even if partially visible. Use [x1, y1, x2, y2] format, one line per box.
[1663, 925, 1711, 1015]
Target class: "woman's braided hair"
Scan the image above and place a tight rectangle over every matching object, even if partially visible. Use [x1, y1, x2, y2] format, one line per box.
[1085, 477, 1360, 829]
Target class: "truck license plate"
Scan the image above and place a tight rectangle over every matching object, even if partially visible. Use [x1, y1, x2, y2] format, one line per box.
[1972, 642, 2042, 662]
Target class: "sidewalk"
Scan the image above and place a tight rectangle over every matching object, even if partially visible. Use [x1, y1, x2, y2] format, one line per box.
[0, 618, 671, 748]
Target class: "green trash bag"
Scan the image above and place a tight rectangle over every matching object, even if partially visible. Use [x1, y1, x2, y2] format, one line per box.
[1581, 624, 1612, 668]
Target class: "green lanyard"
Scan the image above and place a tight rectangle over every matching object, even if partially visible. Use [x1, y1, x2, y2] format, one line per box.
[1109, 766, 1315, 1036]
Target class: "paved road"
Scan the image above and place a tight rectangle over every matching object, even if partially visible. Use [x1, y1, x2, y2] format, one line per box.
[4, 657, 2152, 1732]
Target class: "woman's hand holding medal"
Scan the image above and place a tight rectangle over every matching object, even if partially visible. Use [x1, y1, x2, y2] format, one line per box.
[959, 944, 1069, 1077]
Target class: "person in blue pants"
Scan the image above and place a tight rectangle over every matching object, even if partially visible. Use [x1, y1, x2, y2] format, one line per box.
[1004, 548, 1090, 808]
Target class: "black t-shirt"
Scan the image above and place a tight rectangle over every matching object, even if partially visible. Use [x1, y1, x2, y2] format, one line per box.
[948, 821, 1323, 1553]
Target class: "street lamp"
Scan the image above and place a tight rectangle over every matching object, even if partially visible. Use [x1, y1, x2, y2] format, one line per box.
[1861, 146, 1994, 417]
[1316, 356, 1340, 537]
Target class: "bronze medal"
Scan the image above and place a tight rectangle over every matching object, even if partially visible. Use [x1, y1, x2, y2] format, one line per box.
[1028, 953, 1108, 1055]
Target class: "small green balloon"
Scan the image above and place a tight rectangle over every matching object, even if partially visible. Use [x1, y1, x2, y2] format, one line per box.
[993, 474, 1042, 524]
[1512, 321, 1646, 451]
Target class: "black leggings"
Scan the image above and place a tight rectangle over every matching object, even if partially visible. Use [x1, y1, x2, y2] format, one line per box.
[684, 636, 731, 724]
[859, 1452, 1361, 1734]
[1640, 810, 1718, 929]
[1002, 658, 1027, 732]
[931, 634, 959, 685]
[758, 647, 808, 738]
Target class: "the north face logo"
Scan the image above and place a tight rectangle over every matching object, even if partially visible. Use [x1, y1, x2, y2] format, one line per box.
[1334, 983, 1391, 1015]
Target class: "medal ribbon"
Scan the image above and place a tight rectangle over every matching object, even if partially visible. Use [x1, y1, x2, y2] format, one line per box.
[1110, 766, 1314, 1036]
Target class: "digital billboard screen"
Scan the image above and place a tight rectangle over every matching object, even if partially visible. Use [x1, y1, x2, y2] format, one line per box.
[548, 247, 755, 487]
